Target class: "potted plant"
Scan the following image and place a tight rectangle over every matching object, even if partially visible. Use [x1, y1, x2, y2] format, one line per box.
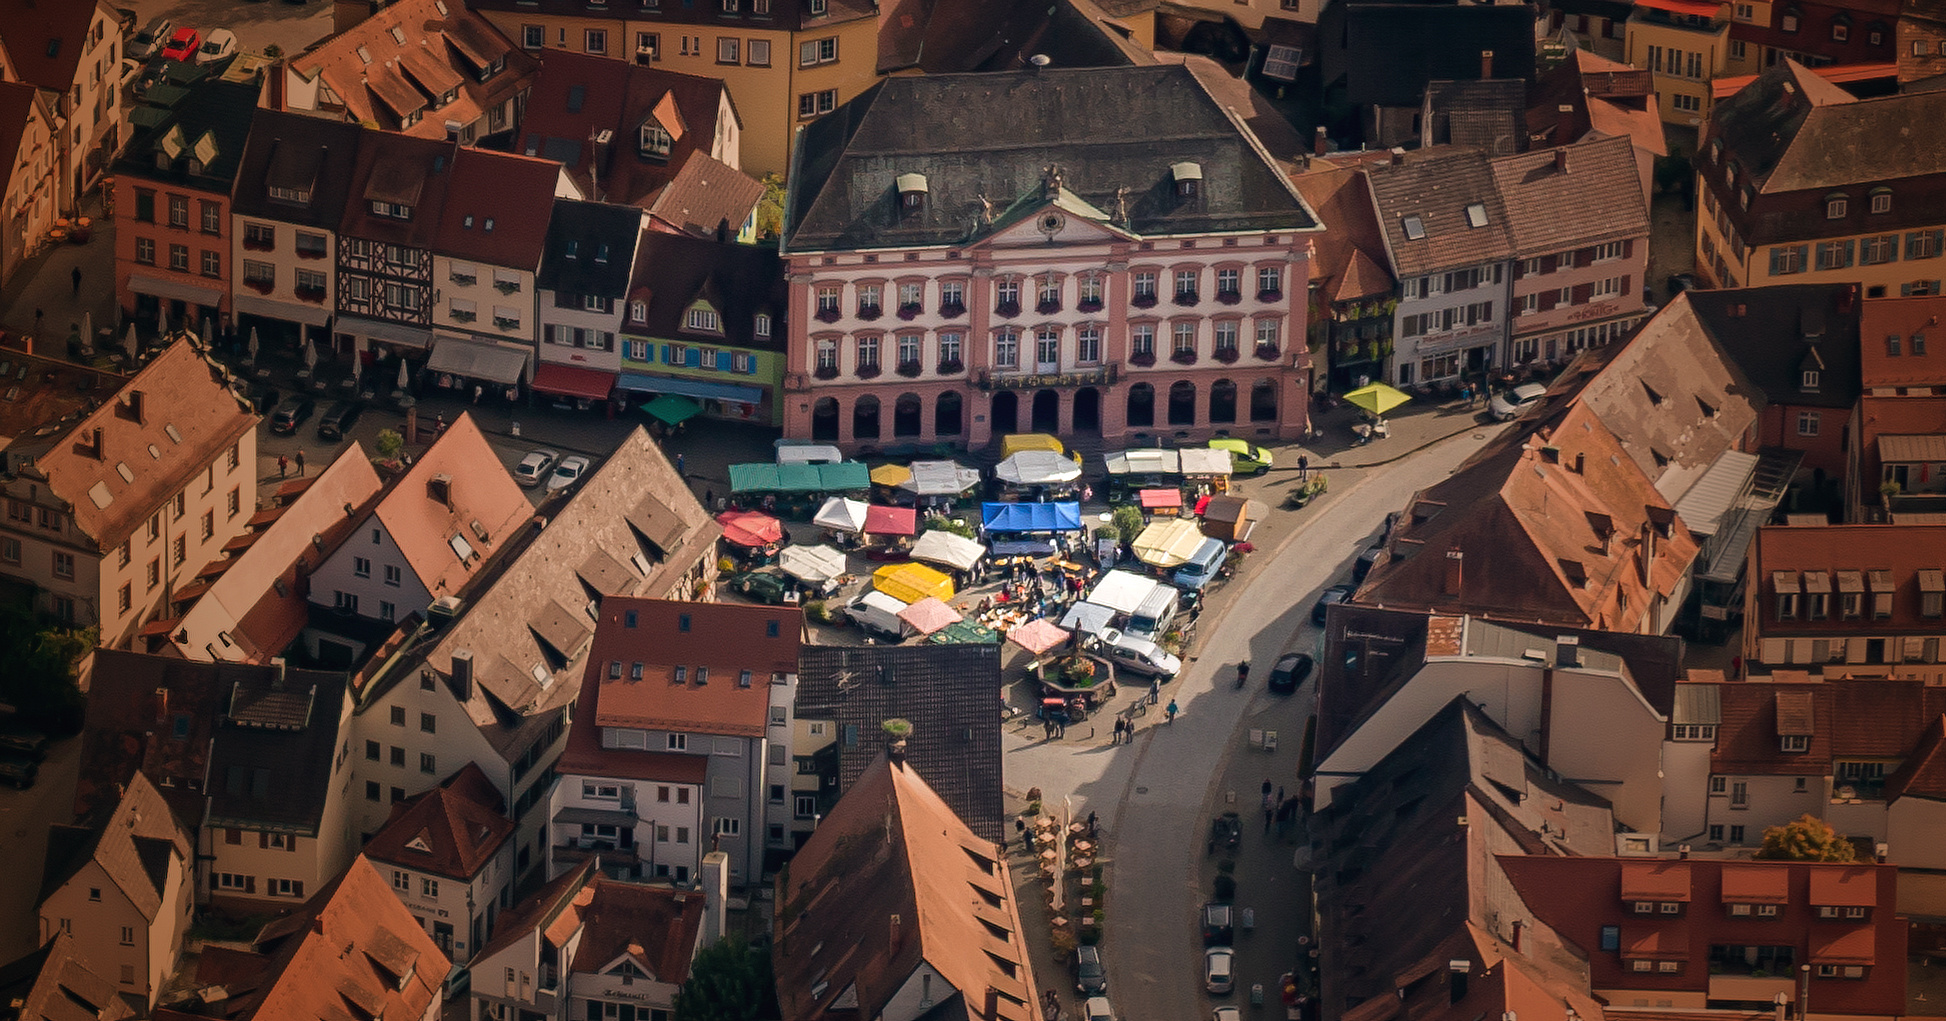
[896, 361, 923, 377]
[995, 299, 1021, 318]
[936, 358, 964, 375]
[897, 302, 922, 320]
[1129, 351, 1156, 367]
[1060, 656, 1097, 688]
[856, 362, 882, 379]
[813, 365, 840, 380]
[1254, 343, 1281, 360]
[1170, 349, 1198, 365]
[1213, 346, 1240, 363]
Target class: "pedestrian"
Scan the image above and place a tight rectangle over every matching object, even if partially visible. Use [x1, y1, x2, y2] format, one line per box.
[1150, 678, 1161, 706]
[294, 449, 305, 476]
[276, 454, 288, 478]
[1262, 778, 1273, 799]
[435, 412, 446, 435]
[703, 488, 713, 509]
[1277, 785, 1286, 805]
[1042, 718, 1053, 740]
[1166, 699, 1178, 723]
[472, 383, 483, 404]
[1087, 810, 1098, 837]
[1015, 817, 1026, 840]
[1298, 454, 1310, 479]
[70, 266, 81, 294]
[676, 453, 686, 476]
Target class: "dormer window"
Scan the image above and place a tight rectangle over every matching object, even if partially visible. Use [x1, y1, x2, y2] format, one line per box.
[630, 300, 648, 323]
[640, 124, 673, 159]
[686, 307, 722, 333]
[1826, 193, 1848, 219]
[1871, 188, 1892, 214]
[1802, 370, 1820, 391]
[1781, 8, 1799, 31]
[566, 240, 579, 259]
[1171, 161, 1202, 199]
[755, 313, 771, 337]
[897, 172, 927, 216]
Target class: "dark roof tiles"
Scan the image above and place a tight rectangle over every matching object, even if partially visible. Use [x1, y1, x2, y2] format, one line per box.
[1365, 148, 1516, 278]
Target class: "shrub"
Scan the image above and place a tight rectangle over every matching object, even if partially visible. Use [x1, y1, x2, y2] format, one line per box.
[375, 428, 404, 460]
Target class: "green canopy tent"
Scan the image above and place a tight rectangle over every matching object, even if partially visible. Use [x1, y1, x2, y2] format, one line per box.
[927, 620, 1001, 645]
[642, 393, 703, 425]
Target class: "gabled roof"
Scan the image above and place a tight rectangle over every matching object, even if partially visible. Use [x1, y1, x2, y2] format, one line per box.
[229, 110, 366, 230]
[0, 0, 103, 92]
[1686, 285, 1862, 410]
[1753, 522, 1946, 634]
[1292, 158, 1395, 305]
[646, 152, 764, 240]
[1711, 675, 1946, 775]
[171, 444, 384, 663]
[876, 0, 1155, 75]
[432, 147, 566, 268]
[628, 232, 786, 351]
[1527, 49, 1666, 157]
[1708, 59, 1939, 196]
[795, 645, 1005, 840]
[206, 666, 350, 834]
[537, 198, 643, 297]
[785, 65, 1317, 253]
[0, 933, 132, 1021]
[39, 772, 191, 920]
[175, 856, 447, 1020]
[472, 857, 598, 965]
[1365, 148, 1515, 278]
[9, 339, 255, 548]
[364, 762, 514, 881]
[1356, 401, 1699, 632]
[587, 599, 800, 738]
[521, 50, 737, 210]
[290, 0, 537, 140]
[1886, 715, 1946, 801]
[775, 753, 1037, 1021]
[1423, 79, 1527, 155]
[1488, 134, 1647, 255]
[568, 879, 705, 986]
[369, 414, 532, 602]
[114, 78, 260, 192]
[1859, 294, 1946, 388]
[337, 131, 457, 247]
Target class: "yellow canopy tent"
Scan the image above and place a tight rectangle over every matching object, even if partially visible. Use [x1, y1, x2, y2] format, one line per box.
[870, 464, 913, 487]
[1132, 517, 1210, 569]
[872, 562, 956, 604]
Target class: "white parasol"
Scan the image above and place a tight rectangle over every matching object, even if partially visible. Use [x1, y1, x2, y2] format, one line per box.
[121, 325, 138, 360]
[246, 327, 259, 361]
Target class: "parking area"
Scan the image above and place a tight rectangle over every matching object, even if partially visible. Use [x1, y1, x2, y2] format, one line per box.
[0, 735, 82, 964]
[117, 0, 332, 64]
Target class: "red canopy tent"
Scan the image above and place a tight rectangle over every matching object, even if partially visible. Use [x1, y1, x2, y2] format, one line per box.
[863, 504, 919, 536]
[716, 510, 784, 547]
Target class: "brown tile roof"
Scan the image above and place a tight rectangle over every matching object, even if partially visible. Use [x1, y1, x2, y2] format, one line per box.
[38, 772, 190, 921]
[1364, 148, 1516, 278]
[433, 147, 567, 268]
[1293, 159, 1395, 306]
[1859, 294, 1946, 388]
[472, 858, 598, 966]
[521, 50, 737, 210]
[372, 413, 533, 602]
[170, 444, 383, 663]
[12, 339, 255, 547]
[1710, 677, 1946, 775]
[174, 856, 449, 1020]
[0, 933, 133, 1021]
[1357, 401, 1699, 632]
[470, 0, 877, 30]
[363, 762, 515, 881]
[1527, 50, 1666, 158]
[1752, 522, 1946, 636]
[0, 345, 128, 453]
[877, 0, 1155, 75]
[556, 668, 710, 785]
[1488, 134, 1647, 255]
[1706, 59, 1918, 199]
[0, 0, 101, 92]
[336, 132, 458, 248]
[1886, 716, 1946, 801]
[589, 599, 800, 738]
[774, 753, 1037, 1021]
[567, 879, 706, 985]
[647, 152, 764, 240]
[292, 0, 537, 140]
[628, 232, 788, 353]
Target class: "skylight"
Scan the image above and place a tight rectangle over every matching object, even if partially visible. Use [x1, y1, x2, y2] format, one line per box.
[1464, 203, 1487, 228]
[1402, 215, 1426, 240]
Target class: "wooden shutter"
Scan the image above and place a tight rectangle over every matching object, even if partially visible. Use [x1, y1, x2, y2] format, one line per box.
[1573, 283, 1594, 304]
[1539, 291, 1558, 312]
[259, 832, 268, 849]
[244, 876, 256, 894]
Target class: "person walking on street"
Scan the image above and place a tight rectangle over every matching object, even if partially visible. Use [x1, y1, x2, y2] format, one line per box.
[294, 449, 306, 476]
[1150, 678, 1161, 706]
[277, 454, 288, 478]
[70, 267, 81, 294]
[676, 453, 685, 476]
[472, 384, 483, 404]
[1165, 698, 1178, 723]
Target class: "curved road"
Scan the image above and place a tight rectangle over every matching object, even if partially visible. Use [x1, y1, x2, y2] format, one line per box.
[1093, 423, 1498, 1019]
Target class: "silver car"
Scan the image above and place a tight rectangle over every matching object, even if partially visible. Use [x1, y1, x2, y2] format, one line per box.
[514, 449, 558, 488]
[547, 454, 592, 492]
[1205, 947, 1235, 995]
[1488, 382, 1547, 421]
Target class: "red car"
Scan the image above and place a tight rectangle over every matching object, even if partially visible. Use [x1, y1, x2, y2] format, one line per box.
[161, 27, 200, 62]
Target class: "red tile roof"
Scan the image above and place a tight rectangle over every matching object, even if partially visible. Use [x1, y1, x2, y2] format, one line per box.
[1620, 860, 1691, 901]
[647, 152, 764, 240]
[567, 879, 705, 985]
[589, 598, 801, 738]
[371, 413, 533, 601]
[1489, 134, 1648, 256]
[1859, 294, 1946, 388]
[471, 858, 596, 966]
[1885, 716, 1946, 801]
[337, 132, 458, 248]
[291, 0, 537, 140]
[0, 0, 100, 92]
[1719, 864, 1790, 903]
[1808, 868, 1879, 907]
[1711, 677, 1946, 775]
[522, 50, 738, 209]
[432, 147, 566, 268]
[363, 762, 515, 881]
[1751, 523, 1946, 637]
[1292, 159, 1394, 306]
[557, 663, 709, 785]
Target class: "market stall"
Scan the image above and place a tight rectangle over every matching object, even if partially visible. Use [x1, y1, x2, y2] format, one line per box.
[1200, 494, 1254, 542]
[778, 544, 849, 595]
[910, 529, 987, 575]
[716, 510, 785, 548]
[1088, 569, 1161, 615]
[899, 460, 982, 509]
[981, 501, 1083, 556]
[1058, 601, 1117, 637]
[1179, 447, 1235, 495]
[872, 562, 956, 604]
[1132, 517, 1211, 570]
[813, 496, 869, 537]
[728, 462, 872, 518]
[898, 596, 962, 636]
[927, 620, 1001, 645]
[776, 443, 844, 465]
[1138, 488, 1183, 517]
[1104, 448, 1181, 499]
[994, 450, 1084, 499]
[863, 505, 919, 538]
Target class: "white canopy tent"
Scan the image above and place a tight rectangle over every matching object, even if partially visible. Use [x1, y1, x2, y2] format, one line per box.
[909, 530, 986, 573]
[1089, 569, 1161, 614]
[994, 450, 1083, 486]
[778, 544, 849, 590]
[813, 496, 870, 533]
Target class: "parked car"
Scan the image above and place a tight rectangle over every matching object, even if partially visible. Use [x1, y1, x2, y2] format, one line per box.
[1268, 652, 1313, 694]
[1311, 584, 1354, 626]
[1075, 945, 1107, 996]
[160, 27, 200, 63]
[1096, 628, 1181, 679]
[514, 449, 559, 488]
[268, 396, 315, 434]
[1211, 1009, 1242, 1021]
[316, 400, 362, 441]
[728, 571, 790, 605]
[1208, 437, 1273, 475]
[198, 28, 237, 64]
[119, 57, 142, 89]
[0, 753, 38, 790]
[1487, 382, 1547, 422]
[547, 454, 591, 492]
[1082, 997, 1115, 1021]
[1353, 543, 1385, 584]
[1202, 902, 1234, 946]
[128, 15, 172, 60]
[1204, 947, 1235, 995]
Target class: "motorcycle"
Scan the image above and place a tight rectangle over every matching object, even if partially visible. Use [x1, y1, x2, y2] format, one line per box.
[1235, 661, 1251, 690]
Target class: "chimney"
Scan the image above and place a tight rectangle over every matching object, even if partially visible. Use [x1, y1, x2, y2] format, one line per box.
[1640, 522, 1656, 587]
[1443, 549, 1464, 596]
[1511, 920, 1524, 952]
[126, 389, 146, 425]
[313, 914, 326, 935]
[1390, 146, 1406, 167]
[1314, 125, 1329, 157]
[89, 427, 104, 460]
[1480, 50, 1495, 80]
[1572, 451, 1585, 474]
[153, 687, 169, 725]
[1555, 634, 1579, 668]
[1555, 103, 1575, 147]
[271, 656, 287, 685]
[1449, 961, 1472, 1004]
[428, 473, 453, 507]
[716, 217, 730, 243]
[890, 913, 905, 952]
[1554, 147, 1570, 173]
[1876, 842, 1889, 863]
[700, 851, 729, 945]
[451, 649, 474, 700]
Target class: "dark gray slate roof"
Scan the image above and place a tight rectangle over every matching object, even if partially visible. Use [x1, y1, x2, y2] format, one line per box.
[785, 65, 1317, 253]
[231, 110, 366, 230]
[537, 198, 642, 297]
[796, 644, 1005, 840]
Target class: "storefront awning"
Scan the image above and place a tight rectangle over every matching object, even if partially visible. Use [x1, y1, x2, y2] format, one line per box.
[231, 293, 332, 327]
[127, 273, 224, 307]
[531, 362, 616, 401]
[617, 372, 764, 404]
[337, 315, 430, 349]
[427, 335, 530, 386]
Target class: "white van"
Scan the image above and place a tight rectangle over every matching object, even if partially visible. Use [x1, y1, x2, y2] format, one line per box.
[1096, 628, 1181, 679]
[846, 590, 912, 641]
[1125, 585, 1180, 641]
[1171, 538, 1228, 592]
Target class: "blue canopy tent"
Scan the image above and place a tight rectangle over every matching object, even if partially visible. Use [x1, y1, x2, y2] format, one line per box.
[981, 501, 1083, 533]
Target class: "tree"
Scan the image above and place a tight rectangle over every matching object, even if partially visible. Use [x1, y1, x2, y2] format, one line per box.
[374, 428, 404, 460]
[0, 591, 91, 735]
[754, 173, 786, 240]
[1755, 814, 1859, 863]
[1111, 504, 1145, 545]
[674, 936, 775, 1021]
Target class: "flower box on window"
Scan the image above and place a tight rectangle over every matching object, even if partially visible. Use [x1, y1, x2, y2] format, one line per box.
[243, 277, 275, 295]
[295, 285, 326, 303]
[451, 309, 477, 323]
[242, 237, 274, 252]
[937, 358, 964, 375]
[296, 247, 325, 261]
[450, 274, 477, 287]
[897, 303, 923, 320]
[896, 361, 923, 377]
[1213, 346, 1240, 363]
[856, 304, 883, 321]
[1173, 292, 1200, 308]
[1129, 351, 1156, 367]
[1170, 349, 1199, 365]
[494, 279, 521, 294]
[856, 362, 882, 379]
[493, 316, 521, 330]
[939, 301, 966, 318]
[1216, 290, 1242, 305]
[1131, 294, 1157, 309]
[815, 308, 843, 324]
[1257, 288, 1284, 303]
[814, 365, 840, 379]
[1036, 300, 1062, 315]
[1077, 298, 1104, 313]
[1254, 343, 1281, 360]
[994, 300, 1021, 318]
